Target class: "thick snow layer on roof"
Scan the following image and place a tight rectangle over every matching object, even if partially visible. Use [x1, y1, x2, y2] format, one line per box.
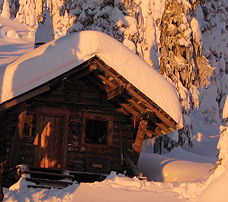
[0, 30, 183, 127]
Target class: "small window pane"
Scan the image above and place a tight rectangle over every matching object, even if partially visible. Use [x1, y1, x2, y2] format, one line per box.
[23, 115, 33, 136]
[85, 119, 108, 144]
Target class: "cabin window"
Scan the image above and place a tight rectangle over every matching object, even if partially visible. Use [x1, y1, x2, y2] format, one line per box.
[82, 113, 114, 146]
[23, 115, 33, 136]
[85, 119, 108, 144]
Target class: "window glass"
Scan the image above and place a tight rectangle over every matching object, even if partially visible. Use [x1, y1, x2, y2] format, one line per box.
[85, 119, 108, 144]
[23, 115, 33, 136]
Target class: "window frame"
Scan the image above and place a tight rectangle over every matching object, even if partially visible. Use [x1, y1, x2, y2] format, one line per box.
[81, 113, 114, 147]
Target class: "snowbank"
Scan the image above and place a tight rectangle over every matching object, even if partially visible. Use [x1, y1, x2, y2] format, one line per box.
[138, 147, 215, 182]
[0, 30, 183, 127]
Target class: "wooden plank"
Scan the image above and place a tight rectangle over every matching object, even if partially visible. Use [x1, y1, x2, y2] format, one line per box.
[97, 74, 118, 88]
[71, 65, 98, 81]
[34, 113, 43, 168]
[124, 152, 143, 177]
[95, 59, 126, 86]
[120, 103, 140, 117]
[102, 85, 125, 101]
[127, 98, 147, 114]
[35, 106, 71, 116]
[9, 110, 27, 168]
[107, 120, 113, 146]
[133, 120, 148, 165]
[22, 170, 74, 178]
[48, 58, 94, 88]
[125, 84, 176, 129]
[26, 177, 73, 185]
[62, 115, 69, 169]
[156, 123, 171, 134]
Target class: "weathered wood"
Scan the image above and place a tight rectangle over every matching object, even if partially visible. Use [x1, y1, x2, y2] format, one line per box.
[127, 98, 148, 114]
[34, 114, 43, 168]
[133, 120, 148, 165]
[102, 85, 125, 101]
[62, 115, 69, 169]
[145, 130, 154, 138]
[107, 121, 113, 146]
[22, 170, 74, 178]
[95, 59, 126, 87]
[120, 103, 140, 117]
[9, 110, 27, 167]
[125, 84, 176, 129]
[34, 113, 67, 169]
[72, 65, 98, 81]
[96, 74, 117, 88]
[124, 152, 143, 178]
[35, 106, 71, 116]
[156, 122, 171, 134]
[26, 177, 73, 186]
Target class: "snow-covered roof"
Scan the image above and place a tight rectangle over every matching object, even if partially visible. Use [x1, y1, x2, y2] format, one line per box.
[0, 30, 183, 127]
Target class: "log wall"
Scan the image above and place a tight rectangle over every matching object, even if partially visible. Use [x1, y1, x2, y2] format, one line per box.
[0, 79, 135, 175]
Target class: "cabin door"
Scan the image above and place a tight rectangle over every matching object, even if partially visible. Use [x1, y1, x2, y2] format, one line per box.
[34, 114, 67, 169]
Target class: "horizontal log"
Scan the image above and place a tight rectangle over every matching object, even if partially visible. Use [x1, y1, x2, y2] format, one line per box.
[102, 85, 125, 101]
[127, 98, 147, 114]
[120, 103, 140, 117]
[156, 123, 171, 134]
[95, 59, 126, 86]
[125, 84, 176, 129]
[97, 74, 118, 88]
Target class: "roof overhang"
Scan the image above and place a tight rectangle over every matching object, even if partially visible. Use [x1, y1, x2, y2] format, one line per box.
[0, 56, 182, 136]
[0, 30, 183, 131]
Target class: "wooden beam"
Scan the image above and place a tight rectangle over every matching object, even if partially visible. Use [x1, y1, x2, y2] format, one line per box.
[120, 103, 140, 117]
[95, 59, 126, 86]
[145, 130, 154, 138]
[96, 74, 117, 88]
[9, 110, 27, 168]
[95, 57, 177, 129]
[125, 84, 176, 129]
[102, 85, 125, 101]
[86, 74, 108, 92]
[124, 152, 144, 178]
[127, 98, 148, 114]
[156, 123, 171, 134]
[133, 120, 148, 165]
[72, 65, 98, 81]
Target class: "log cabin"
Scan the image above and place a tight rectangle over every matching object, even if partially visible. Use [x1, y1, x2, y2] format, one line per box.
[0, 31, 183, 188]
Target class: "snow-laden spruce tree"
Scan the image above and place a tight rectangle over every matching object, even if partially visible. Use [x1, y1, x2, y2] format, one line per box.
[16, 0, 37, 28]
[2, 0, 10, 18]
[34, 8, 54, 48]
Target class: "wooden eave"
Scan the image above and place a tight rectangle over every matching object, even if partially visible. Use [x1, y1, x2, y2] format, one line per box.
[0, 56, 178, 136]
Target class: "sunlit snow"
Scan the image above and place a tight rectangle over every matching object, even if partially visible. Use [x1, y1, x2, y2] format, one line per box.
[1, 13, 228, 202]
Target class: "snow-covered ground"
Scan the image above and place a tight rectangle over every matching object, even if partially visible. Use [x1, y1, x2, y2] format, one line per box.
[0, 18, 34, 68]
[1, 18, 228, 202]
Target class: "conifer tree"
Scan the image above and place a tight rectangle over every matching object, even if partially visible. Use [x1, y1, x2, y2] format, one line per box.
[34, 8, 54, 48]
[2, 0, 10, 18]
